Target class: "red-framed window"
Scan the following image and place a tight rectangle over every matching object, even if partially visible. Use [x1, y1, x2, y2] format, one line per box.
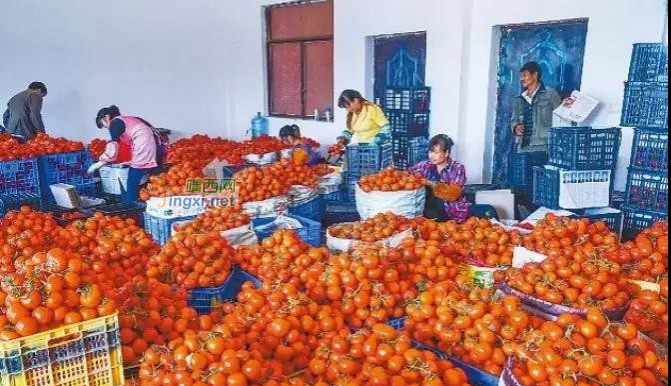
[266, 0, 334, 120]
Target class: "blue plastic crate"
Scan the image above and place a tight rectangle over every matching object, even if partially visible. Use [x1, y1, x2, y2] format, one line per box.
[143, 212, 197, 245]
[628, 43, 668, 83]
[382, 87, 431, 112]
[90, 202, 146, 226]
[38, 150, 95, 186]
[388, 111, 430, 137]
[548, 127, 622, 170]
[621, 82, 668, 128]
[0, 158, 41, 196]
[621, 204, 668, 241]
[253, 214, 321, 247]
[412, 341, 499, 386]
[323, 201, 360, 226]
[511, 151, 548, 187]
[320, 189, 345, 203]
[408, 137, 429, 167]
[187, 267, 261, 314]
[344, 172, 359, 201]
[573, 208, 623, 236]
[532, 166, 560, 209]
[391, 136, 413, 170]
[289, 196, 322, 223]
[624, 168, 668, 212]
[630, 128, 668, 172]
[0, 193, 42, 216]
[345, 143, 393, 176]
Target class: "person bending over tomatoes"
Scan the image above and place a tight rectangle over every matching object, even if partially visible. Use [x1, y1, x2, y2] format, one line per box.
[408, 134, 471, 223]
[336, 89, 391, 146]
[279, 124, 321, 166]
[88, 105, 167, 202]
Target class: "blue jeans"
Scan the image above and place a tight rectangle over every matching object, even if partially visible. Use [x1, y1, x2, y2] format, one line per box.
[124, 167, 154, 203]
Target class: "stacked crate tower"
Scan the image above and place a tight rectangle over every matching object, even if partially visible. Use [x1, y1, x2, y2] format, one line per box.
[381, 87, 431, 170]
[533, 126, 623, 234]
[620, 43, 669, 240]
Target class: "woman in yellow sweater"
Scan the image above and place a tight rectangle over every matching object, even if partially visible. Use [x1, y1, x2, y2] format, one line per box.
[336, 89, 391, 145]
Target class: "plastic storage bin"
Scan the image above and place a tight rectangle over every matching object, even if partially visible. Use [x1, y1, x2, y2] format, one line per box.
[510, 151, 548, 187]
[288, 196, 322, 223]
[548, 127, 622, 170]
[630, 128, 668, 171]
[188, 267, 262, 314]
[143, 212, 197, 245]
[387, 111, 430, 137]
[0, 314, 124, 386]
[99, 166, 129, 195]
[38, 150, 95, 187]
[533, 166, 612, 210]
[344, 172, 359, 202]
[408, 137, 429, 167]
[621, 82, 668, 128]
[382, 87, 431, 112]
[253, 214, 321, 247]
[345, 143, 393, 176]
[624, 168, 668, 212]
[573, 207, 623, 236]
[628, 43, 668, 83]
[0, 158, 41, 196]
[621, 204, 668, 241]
[323, 201, 360, 226]
[0, 193, 41, 216]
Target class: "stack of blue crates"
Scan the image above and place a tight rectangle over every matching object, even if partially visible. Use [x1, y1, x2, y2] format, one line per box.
[38, 150, 97, 204]
[343, 143, 393, 201]
[533, 127, 622, 219]
[621, 43, 668, 240]
[0, 158, 41, 197]
[382, 86, 431, 170]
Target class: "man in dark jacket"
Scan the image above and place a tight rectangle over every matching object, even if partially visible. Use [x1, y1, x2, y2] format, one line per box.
[510, 62, 562, 153]
[3, 82, 48, 141]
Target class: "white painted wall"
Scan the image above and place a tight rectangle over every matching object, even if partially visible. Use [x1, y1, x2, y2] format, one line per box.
[0, 0, 234, 142]
[1, 0, 667, 190]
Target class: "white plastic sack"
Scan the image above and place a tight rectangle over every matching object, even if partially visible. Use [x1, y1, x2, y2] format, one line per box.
[146, 195, 207, 219]
[355, 185, 425, 220]
[288, 185, 317, 206]
[326, 224, 414, 253]
[255, 215, 304, 233]
[243, 196, 289, 218]
[244, 151, 278, 165]
[171, 221, 258, 248]
[512, 246, 548, 268]
[490, 219, 533, 235]
[316, 171, 343, 195]
[221, 223, 258, 248]
[280, 148, 293, 159]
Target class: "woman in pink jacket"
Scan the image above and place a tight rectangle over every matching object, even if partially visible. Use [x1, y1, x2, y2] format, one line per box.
[93, 105, 164, 202]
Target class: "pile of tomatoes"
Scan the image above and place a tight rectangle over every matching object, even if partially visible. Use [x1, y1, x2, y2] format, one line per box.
[234, 164, 292, 203]
[328, 212, 414, 243]
[626, 288, 668, 345]
[235, 230, 327, 290]
[358, 167, 428, 193]
[433, 218, 521, 268]
[507, 308, 668, 386]
[405, 284, 541, 376]
[87, 138, 108, 159]
[611, 221, 668, 282]
[147, 231, 234, 290]
[0, 133, 85, 161]
[139, 161, 207, 200]
[0, 206, 59, 274]
[174, 206, 251, 235]
[168, 135, 293, 167]
[304, 323, 471, 386]
[0, 247, 117, 339]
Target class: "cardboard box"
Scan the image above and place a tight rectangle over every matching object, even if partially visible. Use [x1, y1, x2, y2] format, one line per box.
[475, 189, 515, 220]
[49, 184, 82, 209]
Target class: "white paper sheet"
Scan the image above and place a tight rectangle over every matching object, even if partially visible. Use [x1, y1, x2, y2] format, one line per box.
[553, 90, 599, 123]
[558, 169, 611, 209]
